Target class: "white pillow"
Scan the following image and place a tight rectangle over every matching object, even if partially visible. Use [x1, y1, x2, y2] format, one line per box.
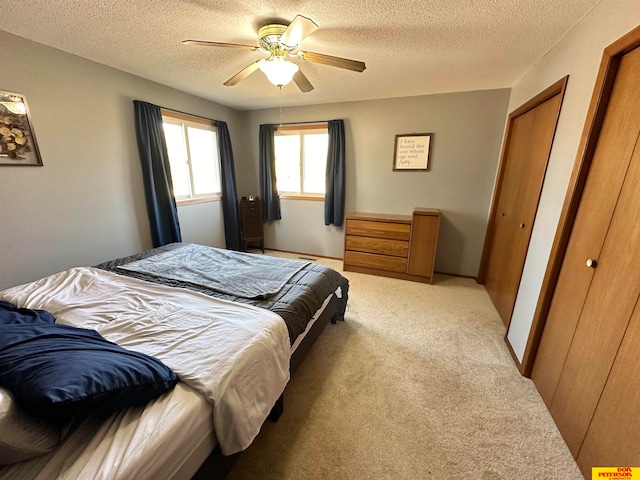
[0, 387, 60, 465]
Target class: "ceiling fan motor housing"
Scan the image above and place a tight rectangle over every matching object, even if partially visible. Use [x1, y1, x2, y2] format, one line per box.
[258, 24, 291, 54]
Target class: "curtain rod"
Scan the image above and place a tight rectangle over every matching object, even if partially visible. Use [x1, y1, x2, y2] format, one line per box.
[273, 120, 333, 131]
[159, 105, 217, 124]
[273, 120, 334, 126]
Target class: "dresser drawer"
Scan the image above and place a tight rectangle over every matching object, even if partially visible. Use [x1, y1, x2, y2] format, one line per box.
[345, 236, 409, 258]
[344, 251, 407, 273]
[241, 202, 261, 218]
[345, 219, 411, 240]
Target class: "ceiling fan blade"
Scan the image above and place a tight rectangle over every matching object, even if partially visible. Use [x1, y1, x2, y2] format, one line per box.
[223, 60, 262, 86]
[182, 40, 260, 51]
[279, 15, 318, 47]
[293, 70, 314, 93]
[297, 51, 366, 72]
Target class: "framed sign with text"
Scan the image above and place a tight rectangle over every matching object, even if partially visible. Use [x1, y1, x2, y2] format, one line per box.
[393, 133, 432, 171]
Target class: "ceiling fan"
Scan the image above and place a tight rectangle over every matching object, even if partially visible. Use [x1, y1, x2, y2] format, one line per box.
[183, 15, 366, 93]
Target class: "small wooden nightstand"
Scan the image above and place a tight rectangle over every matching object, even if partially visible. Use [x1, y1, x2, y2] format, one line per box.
[240, 198, 264, 252]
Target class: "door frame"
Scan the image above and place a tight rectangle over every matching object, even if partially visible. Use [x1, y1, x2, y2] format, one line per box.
[521, 24, 640, 376]
[477, 77, 568, 285]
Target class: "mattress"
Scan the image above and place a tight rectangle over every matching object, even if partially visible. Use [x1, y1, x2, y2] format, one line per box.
[0, 278, 337, 480]
[0, 383, 214, 480]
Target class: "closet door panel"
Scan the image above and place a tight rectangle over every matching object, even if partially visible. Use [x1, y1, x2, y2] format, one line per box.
[531, 46, 640, 406]
[484, 93, 562, 325]
[549, 129, 640, 456]
[577, 298, 640, 476]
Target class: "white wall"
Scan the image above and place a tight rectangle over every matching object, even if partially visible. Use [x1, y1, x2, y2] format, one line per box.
[0, 31, 244, 290]
[178, 201, 226, 249]
[242, 89, 510, 275]
[263, 200, 344, 258]
[506, 0, 640, 361]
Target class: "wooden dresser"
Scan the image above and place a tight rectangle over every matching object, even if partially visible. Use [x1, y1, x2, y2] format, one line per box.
[343, 208, 440, 284]
[240, 198, 264, 252]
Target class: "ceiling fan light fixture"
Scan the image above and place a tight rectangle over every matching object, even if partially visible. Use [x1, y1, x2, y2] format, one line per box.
[259, 57, 299, 87]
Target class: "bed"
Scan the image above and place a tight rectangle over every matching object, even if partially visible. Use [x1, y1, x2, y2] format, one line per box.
[0, 243, 349, 480]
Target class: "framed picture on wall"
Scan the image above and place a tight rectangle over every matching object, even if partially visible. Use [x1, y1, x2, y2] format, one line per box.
[393, 133, 432, 171]
[0, 90, 43, 166]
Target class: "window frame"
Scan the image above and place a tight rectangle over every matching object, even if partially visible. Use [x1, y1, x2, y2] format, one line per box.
[161, 109, 221, 206]
[274, 123, 328, 201]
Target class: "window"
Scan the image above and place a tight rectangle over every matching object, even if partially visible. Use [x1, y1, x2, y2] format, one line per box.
[274, 125, 329, 198]
[161, 111, 221, 204]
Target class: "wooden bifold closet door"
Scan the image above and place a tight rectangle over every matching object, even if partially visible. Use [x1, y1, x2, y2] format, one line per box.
[531, 44, 640, 476]
[479, 78, 567, 327]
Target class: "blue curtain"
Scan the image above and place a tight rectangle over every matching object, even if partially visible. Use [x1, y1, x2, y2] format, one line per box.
[133, 100, 182, 247]
[325, 119, 346, 226]
[259, 124, 281, 221]
[217, 121, 241, 251]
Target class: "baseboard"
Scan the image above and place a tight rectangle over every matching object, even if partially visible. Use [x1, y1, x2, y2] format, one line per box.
[263, 251, 476, 282]
[434, 270, 477, 280]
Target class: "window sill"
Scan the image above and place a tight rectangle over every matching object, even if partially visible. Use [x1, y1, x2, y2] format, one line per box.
[176, 196, 221, 206]
[279, 195, 325, 202]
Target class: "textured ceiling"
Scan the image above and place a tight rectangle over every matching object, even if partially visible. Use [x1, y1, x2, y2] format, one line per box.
[0, 0, 601, 110]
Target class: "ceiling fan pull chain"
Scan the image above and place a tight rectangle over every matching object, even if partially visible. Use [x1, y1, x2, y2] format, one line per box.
[279, 89, 284, 127]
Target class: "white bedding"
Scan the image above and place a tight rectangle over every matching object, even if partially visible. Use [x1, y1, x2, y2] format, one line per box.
[0, 383, 213, 480]
[0, 267, 290, 455]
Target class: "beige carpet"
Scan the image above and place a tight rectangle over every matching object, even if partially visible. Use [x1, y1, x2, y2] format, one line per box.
[227, 252, 583, 480]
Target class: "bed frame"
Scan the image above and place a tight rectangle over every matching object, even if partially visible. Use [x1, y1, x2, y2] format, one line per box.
[190, 293, 341, 480]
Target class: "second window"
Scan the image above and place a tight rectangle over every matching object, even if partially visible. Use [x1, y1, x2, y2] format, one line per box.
[274, 126, 328, 197]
